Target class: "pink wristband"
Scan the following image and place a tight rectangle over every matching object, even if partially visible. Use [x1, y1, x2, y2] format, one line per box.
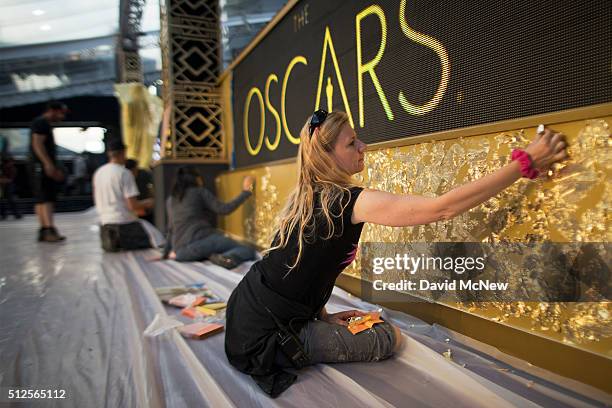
[511, 149, 539, 179]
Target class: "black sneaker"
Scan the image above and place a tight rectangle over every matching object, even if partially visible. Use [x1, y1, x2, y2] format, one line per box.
[50, 227, 66, 241]
[209, 253, 239, 269]
[39, 227, 66, 243]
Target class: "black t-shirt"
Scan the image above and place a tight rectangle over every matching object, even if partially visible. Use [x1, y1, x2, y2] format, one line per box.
[225, 186, 364, 396]
[258, 186, 365, 314]
[30, 116, 56, 164]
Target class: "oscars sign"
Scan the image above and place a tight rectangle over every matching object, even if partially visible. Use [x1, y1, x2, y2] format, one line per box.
[232, 0, 611, 168]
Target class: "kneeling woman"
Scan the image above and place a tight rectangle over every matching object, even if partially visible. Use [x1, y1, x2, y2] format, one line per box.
[225, 111, 567, 396]
[163, 166, 257, 268]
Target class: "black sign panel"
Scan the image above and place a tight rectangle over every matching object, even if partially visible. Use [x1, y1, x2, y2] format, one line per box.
[232, 0, 611, 168]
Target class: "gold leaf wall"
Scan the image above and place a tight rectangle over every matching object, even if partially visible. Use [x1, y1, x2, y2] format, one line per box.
[216, 116, 611, 357]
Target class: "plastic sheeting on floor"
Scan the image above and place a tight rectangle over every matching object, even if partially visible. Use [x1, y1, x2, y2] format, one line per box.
[1, 210, 610, 407]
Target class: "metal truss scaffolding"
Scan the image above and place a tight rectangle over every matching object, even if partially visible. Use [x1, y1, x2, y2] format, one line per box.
[159, 0, 224, 161]
[117, 0, 146, 83]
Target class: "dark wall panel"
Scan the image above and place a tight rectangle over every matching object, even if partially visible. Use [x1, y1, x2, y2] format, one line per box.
[232, 0, 611, 167]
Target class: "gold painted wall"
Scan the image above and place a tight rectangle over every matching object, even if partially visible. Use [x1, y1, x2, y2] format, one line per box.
[216, 160, 297, 247]
[216, 115, 611, 358]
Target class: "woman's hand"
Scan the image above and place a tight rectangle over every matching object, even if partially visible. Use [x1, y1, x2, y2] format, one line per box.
[524, 126, 568, 171]
[321, 309, 368, 326]
[242, 175, 255, 192]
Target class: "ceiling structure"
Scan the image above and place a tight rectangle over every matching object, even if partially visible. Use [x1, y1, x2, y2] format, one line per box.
[0, 0, 160, 48]
[219, 0, 287, 68]
[0, 0, 287, 109]
[0, 0, 161, 109]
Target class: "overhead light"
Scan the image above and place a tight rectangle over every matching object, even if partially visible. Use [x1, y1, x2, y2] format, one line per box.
[32, 9, 45, 16]
[40, 24, 51, 31]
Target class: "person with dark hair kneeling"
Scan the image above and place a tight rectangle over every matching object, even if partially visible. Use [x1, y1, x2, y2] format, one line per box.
[160, 166, 256, 269]
[93, 139, 154, 252]
[125, 158, 155, 223]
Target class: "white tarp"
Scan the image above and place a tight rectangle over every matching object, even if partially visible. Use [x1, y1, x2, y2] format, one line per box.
[1, 210, 610, 407]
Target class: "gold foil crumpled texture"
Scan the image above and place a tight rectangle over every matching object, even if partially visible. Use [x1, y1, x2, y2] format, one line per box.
[243, 120, 610, 349]
[351, 120, 611, 348]
[461, 301, 612, 346]
[356, 120, 610, 246]
[245, 167, 283, 248]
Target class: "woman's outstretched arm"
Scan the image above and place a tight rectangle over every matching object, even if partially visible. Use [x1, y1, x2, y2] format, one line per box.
[200, 176, 255, 215]
[352, 127, 567, 227]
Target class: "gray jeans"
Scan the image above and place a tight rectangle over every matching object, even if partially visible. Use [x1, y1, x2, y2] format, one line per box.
[175, 232, 256, 263]
[276, 320, 396, 367]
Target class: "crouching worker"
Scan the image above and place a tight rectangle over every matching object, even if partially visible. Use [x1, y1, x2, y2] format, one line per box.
[93, 139, 155, 252]
[224, 110, 567, 397]
[161, 166, 256, 269]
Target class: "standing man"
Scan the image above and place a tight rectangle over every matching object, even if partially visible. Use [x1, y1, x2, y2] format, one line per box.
[125, 158, 154, 223]
[93, 139, 154, 252]
[30, 101, 68, 242]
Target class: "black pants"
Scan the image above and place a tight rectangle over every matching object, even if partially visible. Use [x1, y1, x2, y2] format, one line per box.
[100, 221, 151, 252]
[30, 163, 57, 203]
[0, 183, 20, 218]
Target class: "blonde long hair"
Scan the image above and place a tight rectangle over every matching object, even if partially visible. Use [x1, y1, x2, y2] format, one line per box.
[264, 111, 358, 271]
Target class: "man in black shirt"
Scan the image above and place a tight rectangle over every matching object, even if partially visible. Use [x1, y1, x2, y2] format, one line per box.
[30, 101, 68, 242]
[125, 159, 154, 223]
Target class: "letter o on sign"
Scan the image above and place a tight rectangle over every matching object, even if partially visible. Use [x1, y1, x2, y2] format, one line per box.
[244, 87, 265, 156]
